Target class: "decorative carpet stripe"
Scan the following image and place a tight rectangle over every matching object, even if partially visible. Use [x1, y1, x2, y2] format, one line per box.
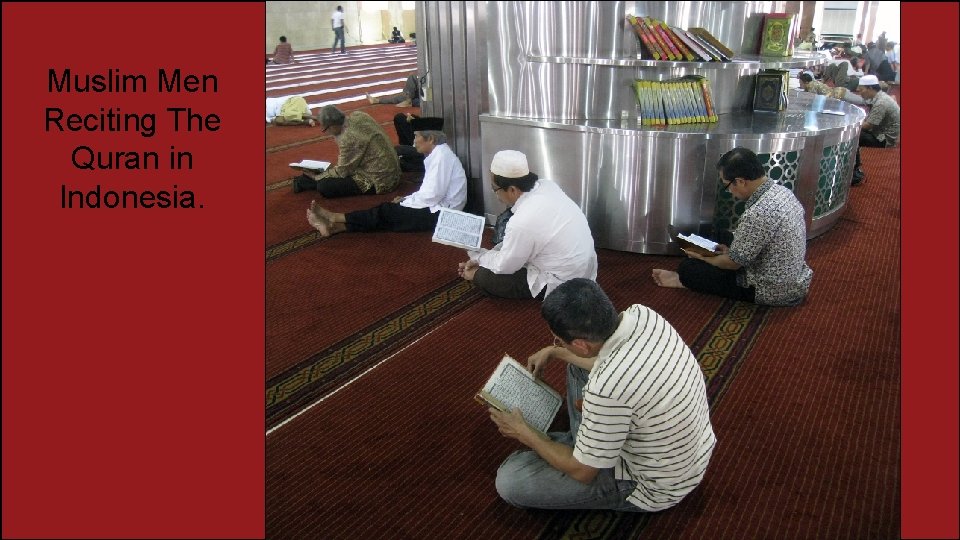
[266, 279, 482, 429]
[265, 230, 321, 262]
[266, 178, 294, 194]
[537, 299, 770, 540]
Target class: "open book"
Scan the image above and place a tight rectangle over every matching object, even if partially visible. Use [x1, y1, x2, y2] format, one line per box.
[475, 355, 562, 436]
[676, 232, 720, 257]
[288, 159, 330, 171]
[432, 208, 485, 250]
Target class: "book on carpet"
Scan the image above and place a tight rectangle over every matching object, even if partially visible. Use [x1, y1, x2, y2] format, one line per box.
[676, 233, 720, 257]
[475, 355, 562, 437]
[289, 159, 330, 171]
[432, 208, 485, 250]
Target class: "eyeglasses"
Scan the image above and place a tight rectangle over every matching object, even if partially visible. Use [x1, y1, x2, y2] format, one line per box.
[721, 178, 734, 192]
[492, 185, 505, 194]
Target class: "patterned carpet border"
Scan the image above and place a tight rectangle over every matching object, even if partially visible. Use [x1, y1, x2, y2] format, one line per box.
[266, 279, 482, 430]
[266, 178, 294, 193]
[538, 299, 771, 540]
[266, 230, 321, 262]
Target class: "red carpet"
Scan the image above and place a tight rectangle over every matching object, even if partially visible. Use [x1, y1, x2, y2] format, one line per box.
[265, 43, 901, 539]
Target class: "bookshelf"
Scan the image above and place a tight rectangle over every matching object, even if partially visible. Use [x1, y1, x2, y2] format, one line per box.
[480, 2, 864, 255]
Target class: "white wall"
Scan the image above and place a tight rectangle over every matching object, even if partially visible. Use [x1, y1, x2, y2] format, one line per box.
[267, 1, 413, 54]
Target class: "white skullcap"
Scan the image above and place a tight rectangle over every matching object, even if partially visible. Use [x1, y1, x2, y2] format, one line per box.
[490, 150, 530, 178]
[858, 74, 880, 86]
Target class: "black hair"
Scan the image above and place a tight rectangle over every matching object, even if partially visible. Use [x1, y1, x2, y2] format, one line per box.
[319, 105, 345, 129]
[717, 147, 765, 182]
[799, 73, 814, 83]
[541, 279, 619, 343]
[279, 36, 287, 43]
[492, 172, 538, 192]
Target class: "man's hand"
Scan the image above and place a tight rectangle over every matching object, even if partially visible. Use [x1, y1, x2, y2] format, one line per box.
[458, 259, 479, 281]
[391, 196, 405, 204]
[489, 408, 536, 446]
[527, 345, 558, 379]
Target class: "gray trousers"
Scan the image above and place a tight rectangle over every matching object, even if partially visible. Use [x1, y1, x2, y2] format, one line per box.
[494, 365, 643, 511]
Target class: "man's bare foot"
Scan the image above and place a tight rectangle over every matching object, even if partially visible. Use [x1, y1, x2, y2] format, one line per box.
[396, 99, 412, 108]
[366, 93, 379, 104]
[309, 200, 342, 223]
[307, 211, 334, 237]
[652, 269, 685, 289]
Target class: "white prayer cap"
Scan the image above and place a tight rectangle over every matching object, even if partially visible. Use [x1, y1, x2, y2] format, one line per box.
[858, 74, 880, 86]
[490, 150, 530, 178]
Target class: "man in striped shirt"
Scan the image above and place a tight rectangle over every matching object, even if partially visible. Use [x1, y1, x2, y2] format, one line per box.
[489, 279, 716, 511]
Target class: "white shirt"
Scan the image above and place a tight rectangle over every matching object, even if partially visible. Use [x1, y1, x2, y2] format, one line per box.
[470, 179, 597, 298]
[265, 97, 285, 122]
[574, 305, 716, 511]
[400, 143, 467, 212]
[331, 10, 344, 29]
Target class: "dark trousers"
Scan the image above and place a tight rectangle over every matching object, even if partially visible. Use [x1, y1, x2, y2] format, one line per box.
[318, 176, 375, 198]
[855, 131, 886, 170]
[472, 267, 536, 299]
[677, 258, 756, 303]
[396, 144, 425, 172]
[676, 230, 754, 302]
[345, 203, 438, 233]
[332, 27, 345, 53]
[394, 113, 416, 146]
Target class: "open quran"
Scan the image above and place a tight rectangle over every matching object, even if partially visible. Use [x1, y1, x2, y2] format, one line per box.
[288, 159, 330, 171]
[676, 233, 721, 257]
[476, 355, 562, 437]
[432, 208, 485, 250]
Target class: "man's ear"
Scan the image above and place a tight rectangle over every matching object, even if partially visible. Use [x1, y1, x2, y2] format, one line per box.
[568, 338, 597, 358]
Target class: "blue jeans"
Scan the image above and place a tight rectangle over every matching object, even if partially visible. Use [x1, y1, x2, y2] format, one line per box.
[494, 365, 643, 512]
[332, 27, 345, 53]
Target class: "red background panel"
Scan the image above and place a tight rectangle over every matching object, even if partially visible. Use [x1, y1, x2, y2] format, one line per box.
[900, 3, 959, 539]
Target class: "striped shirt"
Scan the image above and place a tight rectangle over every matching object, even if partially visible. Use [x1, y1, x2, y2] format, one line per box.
[573, 305, 716, 511]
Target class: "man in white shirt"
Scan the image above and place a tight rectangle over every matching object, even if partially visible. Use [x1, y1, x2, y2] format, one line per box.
[331, 5, 346, 55]
[307, 130, 466, 236]
[457, 150, 597, 299]
[489, 278, 716, 511]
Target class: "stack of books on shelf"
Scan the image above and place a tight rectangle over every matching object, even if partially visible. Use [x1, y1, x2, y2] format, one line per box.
[626, 15, 733, 62]
[633, 75, 718, 126]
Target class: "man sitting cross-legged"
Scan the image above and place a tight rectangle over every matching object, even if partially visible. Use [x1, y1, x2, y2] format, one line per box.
[307, 130, 466, 236]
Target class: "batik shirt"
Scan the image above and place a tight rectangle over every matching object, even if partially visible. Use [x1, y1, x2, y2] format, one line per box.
[728, 180, 814, 306]
[864, 91, 900, 147]
[319, 111, 401, 194]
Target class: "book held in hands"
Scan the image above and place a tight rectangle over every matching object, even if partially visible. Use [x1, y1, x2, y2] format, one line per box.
[432, 208, 485, 250]
[676, 232, 720, 257]
[476, 355, 563, 436]
[288, 159, 330, 172]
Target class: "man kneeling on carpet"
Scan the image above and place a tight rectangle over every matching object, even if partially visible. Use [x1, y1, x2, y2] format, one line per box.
[292, 105, 401, 198]
[306, 130, 466, 236]
[266, 96, 317, 126]
[489, 278, 716, 512]
[457, 150, 597, 300]
[652, 147, 813, 306]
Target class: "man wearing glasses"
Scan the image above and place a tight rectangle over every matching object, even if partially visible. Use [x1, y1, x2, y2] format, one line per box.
[292, 105, 400, 198]
[489, 278, 715, 512]
[457, 150, 597, 299]
[652, 147, 813, 306]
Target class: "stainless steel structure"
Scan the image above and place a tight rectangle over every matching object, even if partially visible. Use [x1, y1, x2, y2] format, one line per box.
[480, 1, 864, 254]
[419, 2, 865, 254]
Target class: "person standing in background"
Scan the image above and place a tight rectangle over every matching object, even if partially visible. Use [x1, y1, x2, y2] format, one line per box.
[331, 5, 346, 54]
